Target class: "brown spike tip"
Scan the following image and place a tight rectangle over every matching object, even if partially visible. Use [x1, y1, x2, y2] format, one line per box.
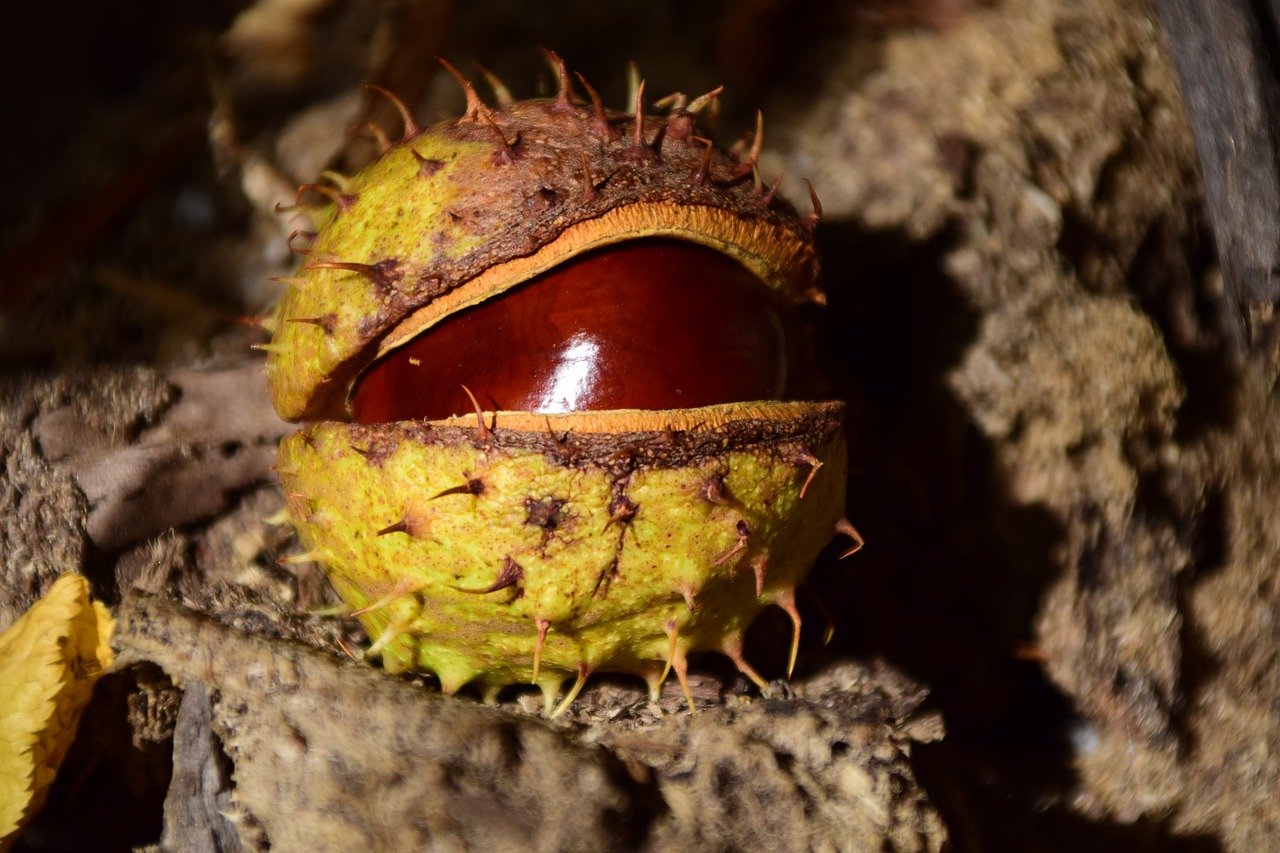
[787, 446, 823, 499]
[664, 621, 697, 714]
[350, 576, 417, 617]
[531, 618, 551, 683]
[550, 664, 591, 718]
[713, 519, 752, 566]
[692, 137, 714, 186]
[666, 86, 722, 142]
[543, 415, 572, 456]
[431, 477, 485, 500]
[285, 229, 317, 255]
[575, 72, 615, 141]
[438, 57, 493, 124]
[480, 113, 521, 165]
[686, 85, 724, 115]
[761, 172, 784, 208]
[304, 258, 402, 291]
[732, 110, 765, 181]
[701, 470, 730, 505]
[604, 495, 638, 531]
[335, 636, 363, 662]
[377, 518, 409, 536]
[474, 62, 515, 106]
[803, 178, 823, 229]
[680, 584, 697, 613]
[457, 556, 524, 594]
[539, 48, 575, 113]
[627, 80, 656, 160]
[721, 631, 768, 691]
[355, 121, 392, 154]
[377, 509, 430, 538]
[834, 518, 865, 558]
[286, 314, 337, 335]
[461, 384, 496, 441]
[296, 183, 357, 212]
[578, 150, 598, 203]
[773, 587, 803, 679]
[367, 83, 422, 140]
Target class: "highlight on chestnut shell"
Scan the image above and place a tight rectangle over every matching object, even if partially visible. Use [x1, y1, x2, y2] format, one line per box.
[350, 239, 789, 423]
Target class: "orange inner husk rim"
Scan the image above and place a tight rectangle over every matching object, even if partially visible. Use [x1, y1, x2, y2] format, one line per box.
[374, 203, 822, 361]
[327, 204, 819, 419]
[425, 402, 834, 433]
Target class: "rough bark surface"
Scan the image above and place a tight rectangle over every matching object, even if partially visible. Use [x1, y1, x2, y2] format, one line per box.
[113, 594, 941, 853]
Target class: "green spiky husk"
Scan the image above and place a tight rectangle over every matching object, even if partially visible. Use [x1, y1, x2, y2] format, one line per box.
[279, 402, 845, 697]
[264, 72, 849, 709]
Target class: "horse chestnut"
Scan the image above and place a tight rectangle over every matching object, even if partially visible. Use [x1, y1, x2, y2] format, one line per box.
[263, 54, 860, 714]
[351, 239, 788, 421]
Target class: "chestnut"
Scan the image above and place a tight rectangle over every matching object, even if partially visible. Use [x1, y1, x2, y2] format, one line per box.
[351, 239, 787, 422]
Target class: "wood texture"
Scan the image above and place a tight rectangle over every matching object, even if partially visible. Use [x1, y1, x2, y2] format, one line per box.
[1157, 0, 1280, 350]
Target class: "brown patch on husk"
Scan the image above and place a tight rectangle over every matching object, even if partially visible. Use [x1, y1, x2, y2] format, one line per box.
[335, 397, 844, 471]
[334, 400, 845, 474]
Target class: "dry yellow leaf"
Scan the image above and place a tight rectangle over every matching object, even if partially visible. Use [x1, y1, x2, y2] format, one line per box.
[0, 574, 114, 850]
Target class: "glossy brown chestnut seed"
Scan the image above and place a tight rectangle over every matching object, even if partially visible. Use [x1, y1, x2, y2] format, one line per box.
[351, 239, 788, 423]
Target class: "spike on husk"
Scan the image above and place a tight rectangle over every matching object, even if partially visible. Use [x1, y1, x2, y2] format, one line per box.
[722, 630, 768, 690]
[438, 57, 493, 124]
[540, 48, 575, 113]
[366, 84, 422, 140]
[576, 73, 614, 141]
[475, 63, 515, 106]
[772, 587, 803, 678]
[550, 664, 590, 718]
